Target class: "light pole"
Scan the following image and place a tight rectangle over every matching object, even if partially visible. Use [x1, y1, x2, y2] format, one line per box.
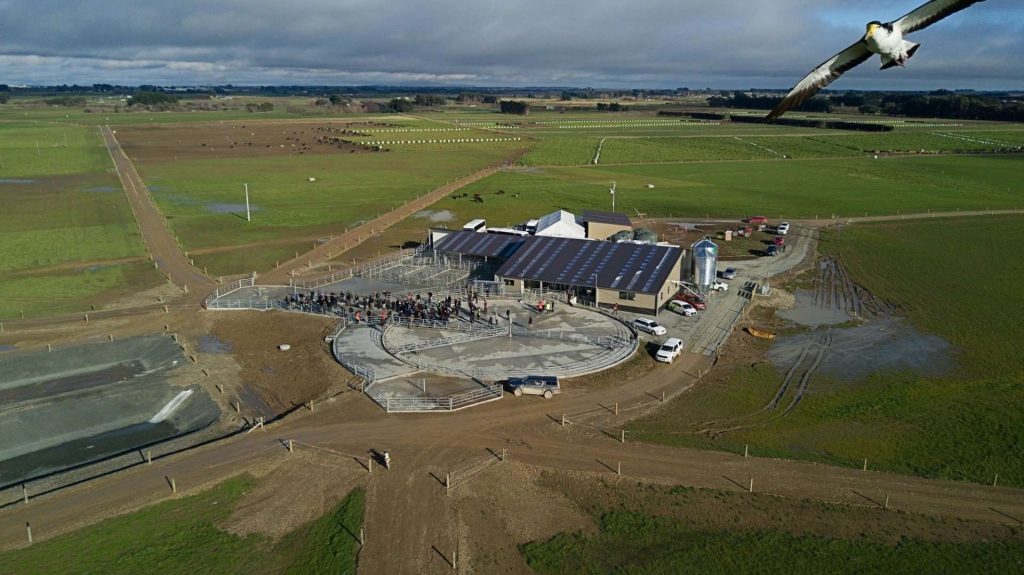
[244, 183, 251, 222]
[591, 273, 599, 308]
[609, 181, 616, 213]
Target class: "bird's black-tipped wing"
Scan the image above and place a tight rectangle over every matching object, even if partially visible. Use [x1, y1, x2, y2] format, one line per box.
[766, 41, 872, 122]
[893, 0, 985, 35]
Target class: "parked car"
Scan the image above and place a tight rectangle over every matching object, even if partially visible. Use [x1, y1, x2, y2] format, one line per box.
[720, 267, 737, 280]
[675, 293, 707, 310]
[712, 280, 729, 292]
[655, 338, 683, 363]
[747, 215, 768, 224]
[777, 222, 790, 235]
[632, 318, 667, 336]
[766, 245, 779, 257]
[669, 300, 697, 316]
[772, 236, 785, 246]
[506, 375, 561, 398]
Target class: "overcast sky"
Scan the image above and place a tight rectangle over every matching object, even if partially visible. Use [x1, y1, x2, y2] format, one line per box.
[1, 0, 1021, 89]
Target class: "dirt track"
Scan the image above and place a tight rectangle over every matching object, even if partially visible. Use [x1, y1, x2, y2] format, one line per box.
[101, 126, 216, 298]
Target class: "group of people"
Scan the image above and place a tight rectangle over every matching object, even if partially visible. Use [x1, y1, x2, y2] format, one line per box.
[280, 288, 499, 325]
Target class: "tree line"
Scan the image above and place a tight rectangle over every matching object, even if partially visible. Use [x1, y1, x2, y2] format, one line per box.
[708, 90, 1024, 122]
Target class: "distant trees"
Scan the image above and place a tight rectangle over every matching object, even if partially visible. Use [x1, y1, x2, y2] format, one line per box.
[0, 94, 8, 105]
[44, 96, 87, 107]
[245, 102, 274, 112]
[414, 94, 447, 107]
[388, 98, 416, 113]
[499, 100, 530, 115]
[128, 91, 178, 107]
[596, 102, 628, 112]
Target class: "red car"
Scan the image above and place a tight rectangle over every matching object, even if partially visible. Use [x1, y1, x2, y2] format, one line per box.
[773, 236, 785, 246]
[747, 215, 768, 224]
[674, 293, 707, 310]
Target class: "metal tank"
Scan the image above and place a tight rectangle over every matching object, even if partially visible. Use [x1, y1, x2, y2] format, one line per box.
[690, 237, 719, 293]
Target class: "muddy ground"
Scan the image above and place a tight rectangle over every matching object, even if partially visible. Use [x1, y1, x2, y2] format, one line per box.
[210, 310, 352, 414]
[115, 120, 397, 163]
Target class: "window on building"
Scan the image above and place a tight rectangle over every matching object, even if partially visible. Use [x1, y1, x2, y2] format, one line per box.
[618, 291, 636, 301]
[503, 279, 515, 286]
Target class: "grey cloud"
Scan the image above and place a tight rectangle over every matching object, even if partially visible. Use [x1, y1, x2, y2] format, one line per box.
[0, 0, 1020, 87]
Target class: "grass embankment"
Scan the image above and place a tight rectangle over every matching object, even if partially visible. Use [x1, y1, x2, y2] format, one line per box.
[521, 473, 1024, 574]
[0, 476, 366, 575]
[633, 215, 1024, 485]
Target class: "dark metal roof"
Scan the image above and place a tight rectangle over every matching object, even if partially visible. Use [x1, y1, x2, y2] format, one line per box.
[433, 230, 525, 259]
[496, 236, 681, 294]
[581, 210, 632, 227]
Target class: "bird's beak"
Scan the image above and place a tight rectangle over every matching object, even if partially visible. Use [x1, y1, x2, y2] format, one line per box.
[866, 23, 879, 39]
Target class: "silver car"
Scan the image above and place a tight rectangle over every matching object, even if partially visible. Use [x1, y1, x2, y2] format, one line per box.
[506, 375, 561, 398]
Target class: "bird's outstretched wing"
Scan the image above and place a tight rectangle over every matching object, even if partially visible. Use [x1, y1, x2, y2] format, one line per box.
[766, 41, 872, 122]
[893, 0, 985, 35]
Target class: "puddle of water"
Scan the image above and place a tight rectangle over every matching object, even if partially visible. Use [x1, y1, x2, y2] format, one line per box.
[768, 319, 954, 381]
[0, 345, 15, 353]
[413, 209, 454, 223]
[0, 179, 35, 184]
[777, 289, 851, 327]
[197, 334, 232, 354]
[206, 202, 260, 214]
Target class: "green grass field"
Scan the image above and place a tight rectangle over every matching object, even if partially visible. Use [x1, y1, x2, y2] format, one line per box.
[0, 118, 158, 319]
[135, 146, 520, 275]
[442, 154, 1024, 224]
[633, 215, 1024, 485]
[0, 476, 365, 575]
[523, 510, 1024, 574]
[521, 474, 1024, 574]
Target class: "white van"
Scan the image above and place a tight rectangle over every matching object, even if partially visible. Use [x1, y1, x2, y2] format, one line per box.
[655, 338, 683, 363]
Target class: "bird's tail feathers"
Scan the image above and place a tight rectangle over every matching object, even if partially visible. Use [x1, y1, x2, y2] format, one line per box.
[881, 41, 921, 70]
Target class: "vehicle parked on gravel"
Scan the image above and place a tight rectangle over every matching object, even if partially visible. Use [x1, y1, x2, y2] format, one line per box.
[720, 267, 737, 280]
[655, 338, 683, 363]
[675, 293, 707, 310]
[712, 280, 729, 291]
[747, 215, 768, 224]
[632, 318, 667, 336]
[766, 245, 779, 257]
[777, 222, 790, 235]
[773, 236, 785, 246]
[669, 300, 697, 316]
[506, 375, 561, 398]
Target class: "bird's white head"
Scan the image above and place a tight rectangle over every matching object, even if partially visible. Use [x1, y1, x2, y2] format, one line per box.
[865, 21, 882, 39]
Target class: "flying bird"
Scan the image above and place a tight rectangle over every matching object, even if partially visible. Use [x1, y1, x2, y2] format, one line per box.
[766, 0, 986, 121]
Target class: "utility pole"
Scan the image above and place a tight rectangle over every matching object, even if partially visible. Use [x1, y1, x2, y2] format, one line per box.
[244, 183, 251, 222]
[610, 181, 616, 213]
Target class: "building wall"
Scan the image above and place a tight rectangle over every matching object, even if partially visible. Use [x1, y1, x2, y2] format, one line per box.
[586, 221, 632, 240]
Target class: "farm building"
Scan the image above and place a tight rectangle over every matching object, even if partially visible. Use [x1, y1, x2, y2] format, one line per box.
[580, 210, 632, 240]
[494, 236, 682, 315]
[534, 210, 586, 239]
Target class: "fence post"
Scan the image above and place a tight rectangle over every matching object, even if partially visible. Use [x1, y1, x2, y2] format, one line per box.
[561, 413, 566, 426]
[22, 484, 28, 504]
[863, 458, 868, 471]
[620, 430, 625, 444]
[884, 494, 889, 510]
[26, 522, 32, 544]
[614, 402, 618, 416]
[170, 477, 177, 493]
[146, 450, 152, 465]
[288, 440, 294, 453]
[360, 528, 365, 546]
[748, 477, 753, 493]
[994, 474, 999, 487]
[744, 444, 749, 458]
[445, 473, 451, 496]
[617, 461, 621, 476]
